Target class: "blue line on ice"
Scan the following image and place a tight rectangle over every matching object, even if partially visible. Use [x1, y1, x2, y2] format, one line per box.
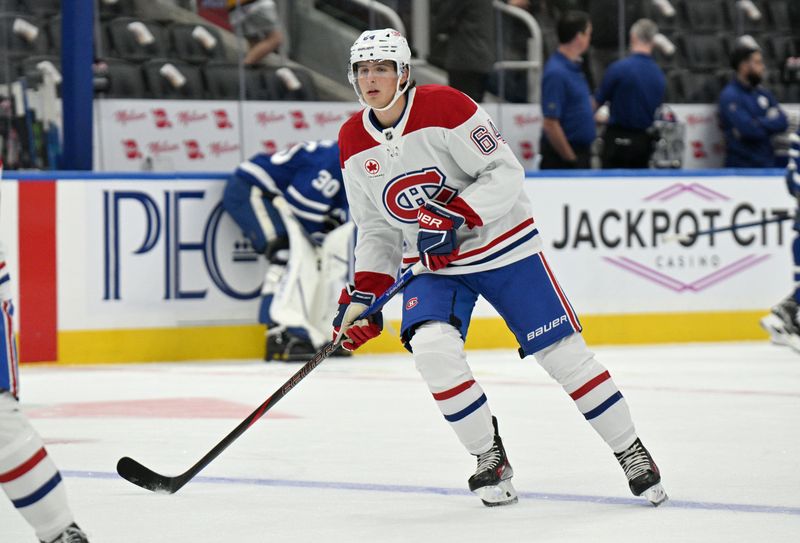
[65, 470, 800, 516]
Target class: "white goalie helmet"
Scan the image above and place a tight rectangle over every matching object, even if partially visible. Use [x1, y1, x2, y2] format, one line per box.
[348, 28, 412, 111]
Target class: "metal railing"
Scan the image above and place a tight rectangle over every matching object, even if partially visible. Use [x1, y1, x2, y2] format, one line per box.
[350, 0, 406, 36]
[493, 0, 543, 103]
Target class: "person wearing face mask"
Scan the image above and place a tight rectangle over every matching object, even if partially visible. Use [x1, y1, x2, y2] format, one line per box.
[718, 37, 788, 168]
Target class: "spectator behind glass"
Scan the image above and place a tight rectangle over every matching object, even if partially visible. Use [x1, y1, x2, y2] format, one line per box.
[718, 37, 788, 168]
[539, 10, 595, 169]
[594, 18, 666, 169]
[432, 0, 495, 103]
[228, 0, 284, 65]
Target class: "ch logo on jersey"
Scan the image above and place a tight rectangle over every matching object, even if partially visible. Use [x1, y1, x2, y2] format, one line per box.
[365, 159, 381, 175]
[405, 297, 419, 310]
[382, 167, 457, 223]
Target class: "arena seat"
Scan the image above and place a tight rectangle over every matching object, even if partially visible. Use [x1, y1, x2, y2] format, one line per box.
[723, 0, 769, 33]
[168, 22, 226, 65]
[15, 0, 60, 17]
[142, 58, 205, 99]
[106, 17, 170, 63]
[203, 62, 279, 100]
[95, 58, 147, 99]
[0, 13, 49, 59]
[683, 0, 726, 32]
[678, 33, 728, 71]
[269, 66, 319, 101]
[765, 35, 799, 66]
[764, 0, 792, 33]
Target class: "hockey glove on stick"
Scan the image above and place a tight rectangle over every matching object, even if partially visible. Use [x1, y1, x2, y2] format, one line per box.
[416, 201, 465, 271]
[332, 285, 383, 351]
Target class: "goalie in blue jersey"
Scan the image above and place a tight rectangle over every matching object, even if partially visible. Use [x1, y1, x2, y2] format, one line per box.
[761, 132, 800, 351]
[223, 141, 352, 362]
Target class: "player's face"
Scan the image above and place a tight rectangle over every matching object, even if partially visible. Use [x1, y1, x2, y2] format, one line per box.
[355, 60, 403, 108]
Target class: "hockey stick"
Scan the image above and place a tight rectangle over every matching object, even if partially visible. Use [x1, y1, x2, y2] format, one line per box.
[116, 261, 426, 494]
[660, 213, 794, 244]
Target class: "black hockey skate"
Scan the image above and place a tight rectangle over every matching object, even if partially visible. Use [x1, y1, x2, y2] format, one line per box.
[614, 438, 668, 506]
[41, 523, 88, 543]
[760, 296, 800, 353]
[265, 330, 316, 362]
[467, 416, 518, 507]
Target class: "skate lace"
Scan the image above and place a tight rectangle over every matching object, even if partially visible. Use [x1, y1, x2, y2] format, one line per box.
[475, 444, 502, 473]
[617, 443, 651, 480]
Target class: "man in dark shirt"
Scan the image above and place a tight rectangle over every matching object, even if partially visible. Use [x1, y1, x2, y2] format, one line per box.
[718, 38, 788, 168]
[433, 0, 495, 103]
[540, 10, 595, 169]
[595, 18, 666, 169]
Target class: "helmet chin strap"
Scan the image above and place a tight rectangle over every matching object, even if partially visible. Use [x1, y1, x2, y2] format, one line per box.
[371, 78, 410, 112]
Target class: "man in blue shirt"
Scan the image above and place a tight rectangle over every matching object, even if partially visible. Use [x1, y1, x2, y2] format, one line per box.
[540, 10, 595, 169]
[595, 19, 666, 169]
[718, 38, 788, 168]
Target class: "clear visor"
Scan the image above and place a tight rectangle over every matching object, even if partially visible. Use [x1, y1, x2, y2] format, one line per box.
[352, 60, 400, 79]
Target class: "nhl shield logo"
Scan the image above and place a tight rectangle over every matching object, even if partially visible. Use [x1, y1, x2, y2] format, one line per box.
[365, 159, 381, 175]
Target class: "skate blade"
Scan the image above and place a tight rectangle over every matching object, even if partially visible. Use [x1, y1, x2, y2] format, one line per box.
[760, 315, 800, 352]
[473, 479, 518, 507]
[760, 315, 788, 346]
[642, 483, 668, 507]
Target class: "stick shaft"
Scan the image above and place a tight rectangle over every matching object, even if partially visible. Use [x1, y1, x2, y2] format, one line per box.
[117, 262, 425, 493]
[664, 213, 794, 243]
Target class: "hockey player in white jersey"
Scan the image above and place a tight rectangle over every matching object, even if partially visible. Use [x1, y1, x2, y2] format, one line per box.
[333, 29, 668, 507]
[224, 141, 353, 362]
[0, 163, 88, 541]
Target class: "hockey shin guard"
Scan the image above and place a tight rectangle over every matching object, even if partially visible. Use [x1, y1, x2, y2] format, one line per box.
[410, 322, 494, 454]
[535, 333, 637, 453]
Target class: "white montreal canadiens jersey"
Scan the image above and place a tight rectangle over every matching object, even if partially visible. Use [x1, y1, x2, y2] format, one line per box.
[338, 85, 542, 279]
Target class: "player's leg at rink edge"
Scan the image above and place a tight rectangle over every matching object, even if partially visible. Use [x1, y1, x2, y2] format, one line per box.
[535, 333, 668, 506]
[410, 321, 518, 507]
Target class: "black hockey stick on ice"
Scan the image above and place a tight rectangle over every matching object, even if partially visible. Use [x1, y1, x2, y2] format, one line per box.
[660, 212, 795, 244]
[116, 262, 426, 494]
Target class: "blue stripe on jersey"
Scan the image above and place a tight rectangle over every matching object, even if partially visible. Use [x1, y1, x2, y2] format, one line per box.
[12, 472, 62, 508]
[0, 274, 8, 286]
[583, 391, 623, 420]
[443, 394, 487, 422]
[454, 228, 539, 268]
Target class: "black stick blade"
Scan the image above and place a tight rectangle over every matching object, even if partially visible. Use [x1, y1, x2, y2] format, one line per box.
[116, 456, 183, 494]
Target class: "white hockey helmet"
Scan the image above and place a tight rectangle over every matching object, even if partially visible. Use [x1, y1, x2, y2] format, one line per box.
[348, 28, 412, 111]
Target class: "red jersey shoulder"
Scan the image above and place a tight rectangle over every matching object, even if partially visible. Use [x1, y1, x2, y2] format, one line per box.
[338, 110, 378, 167]
[405, 85, 479, 134]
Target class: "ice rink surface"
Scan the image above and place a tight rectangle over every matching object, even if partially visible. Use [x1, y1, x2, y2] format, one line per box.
[1, 341, 798, 542]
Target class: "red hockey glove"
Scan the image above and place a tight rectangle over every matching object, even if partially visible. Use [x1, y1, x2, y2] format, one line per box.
[332, 285, 383, 351]
[416, 201, 465, 271]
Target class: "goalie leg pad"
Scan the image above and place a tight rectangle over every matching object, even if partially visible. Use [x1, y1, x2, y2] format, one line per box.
[535, 333, 636, 452]
[409, 322, 494, 455]
[0, 393, 74, 542]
